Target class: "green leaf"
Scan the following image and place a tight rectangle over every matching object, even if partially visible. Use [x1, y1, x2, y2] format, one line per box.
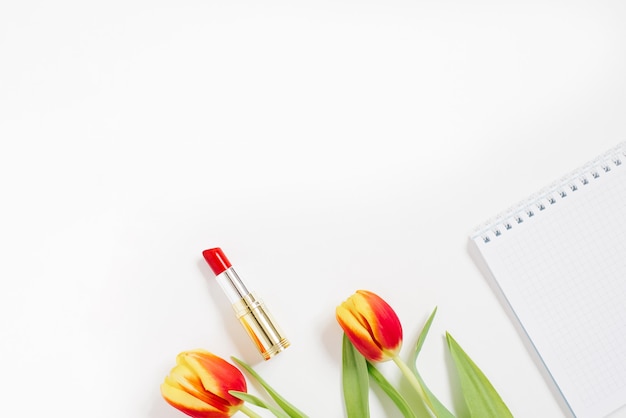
[229, 390, 290, 418]
[367, 362, 418, 418]
[342, 333, 370, 418]
[231, 357, 309, 418]
[407, 307, 455, 418]
[408, 306, 438, 373]
[445, 332, 513, 418]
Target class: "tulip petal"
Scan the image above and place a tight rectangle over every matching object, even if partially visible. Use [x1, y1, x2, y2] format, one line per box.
[336, 290, 403, 362]
[337, 303, 386, 361]
[166, 363, 230, 411]
[161, 383, 230, 418]
[353, 290, 402, 356]
[180, 350, 246, 408]
[161, 349, 249, 418]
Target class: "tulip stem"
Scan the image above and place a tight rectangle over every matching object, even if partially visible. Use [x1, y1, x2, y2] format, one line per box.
[393, 355, 435, 415]
[240, 405, 263, 418]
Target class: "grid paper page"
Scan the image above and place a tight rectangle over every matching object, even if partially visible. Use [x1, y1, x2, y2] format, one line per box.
[471, 143, 626, 418]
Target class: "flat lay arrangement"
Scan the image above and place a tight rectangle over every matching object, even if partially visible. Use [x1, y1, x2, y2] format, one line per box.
[160, 282, 513, 418]
[3, 3, 626, 418]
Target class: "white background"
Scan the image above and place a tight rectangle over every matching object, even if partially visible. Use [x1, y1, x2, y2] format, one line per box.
[1, 1, 625, 417]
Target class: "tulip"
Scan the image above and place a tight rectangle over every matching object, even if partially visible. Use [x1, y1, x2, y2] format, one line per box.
[161, 349, 260, 418]
[336, 289, 403, 362]
[336, 290, 431, 412]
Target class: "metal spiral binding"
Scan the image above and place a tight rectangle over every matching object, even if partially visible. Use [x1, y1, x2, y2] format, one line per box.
[471, 143, 626, 244]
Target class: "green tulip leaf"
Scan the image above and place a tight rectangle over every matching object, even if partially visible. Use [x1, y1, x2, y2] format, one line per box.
[408, 306, 438, 371]
[342, 333, 370, 418]
[367, 362, 417, 418]
[231, 357, 309, 418]
[406, 307, 455, 418]
[445, 332, 513, 418]
[229, 390, 290, 418]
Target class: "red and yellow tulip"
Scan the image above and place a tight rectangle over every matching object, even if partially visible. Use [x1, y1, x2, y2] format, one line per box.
[336, 289, 403, 362]
[161, 349, 247, 418]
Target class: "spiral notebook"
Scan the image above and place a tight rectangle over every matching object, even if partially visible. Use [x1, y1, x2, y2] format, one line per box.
[469, 142, 626, 418]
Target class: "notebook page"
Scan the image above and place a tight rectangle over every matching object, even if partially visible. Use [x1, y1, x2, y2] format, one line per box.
[470, 143, 626, 418]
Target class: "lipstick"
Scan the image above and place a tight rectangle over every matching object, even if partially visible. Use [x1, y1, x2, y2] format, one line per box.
[202, 247, 290, 360]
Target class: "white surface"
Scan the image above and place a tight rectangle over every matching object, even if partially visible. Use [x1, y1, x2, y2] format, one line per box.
[1, 1, 626, 417]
